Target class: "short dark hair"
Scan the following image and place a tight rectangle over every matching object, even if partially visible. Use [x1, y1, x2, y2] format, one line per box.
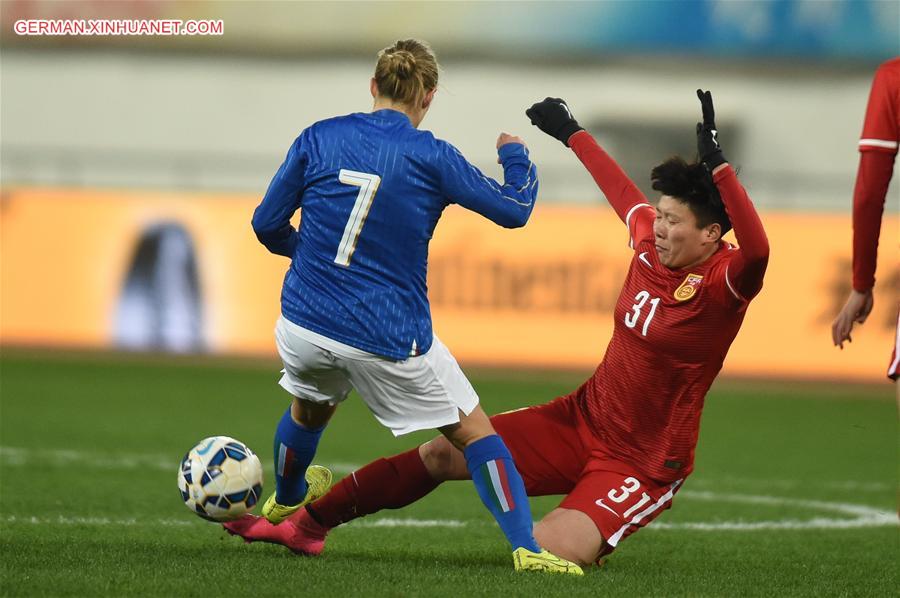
[650, 157, 732, 235]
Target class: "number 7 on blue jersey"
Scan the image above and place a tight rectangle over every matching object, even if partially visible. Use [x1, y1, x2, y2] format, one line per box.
[335, 169, 381, 266]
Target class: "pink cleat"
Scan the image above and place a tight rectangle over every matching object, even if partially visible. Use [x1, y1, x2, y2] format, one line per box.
[222, 510, 328, 556]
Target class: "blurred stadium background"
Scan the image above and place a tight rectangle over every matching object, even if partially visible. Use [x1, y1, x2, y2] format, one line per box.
[1, 1, 897, 596]
[1, 0, 897, 383]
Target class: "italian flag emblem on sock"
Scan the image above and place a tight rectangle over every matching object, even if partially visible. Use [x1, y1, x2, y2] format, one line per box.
[479, 459, 516, 513]
[277, 443, 294, 477]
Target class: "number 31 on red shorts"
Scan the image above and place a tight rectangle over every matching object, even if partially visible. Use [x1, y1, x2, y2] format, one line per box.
[560, 468, 684, 555]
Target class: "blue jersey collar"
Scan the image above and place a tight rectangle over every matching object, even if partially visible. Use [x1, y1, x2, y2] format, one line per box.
[372, 108, 412, 124]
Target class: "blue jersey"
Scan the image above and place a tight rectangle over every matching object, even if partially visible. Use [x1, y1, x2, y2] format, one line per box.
[252, 109, 538, 360]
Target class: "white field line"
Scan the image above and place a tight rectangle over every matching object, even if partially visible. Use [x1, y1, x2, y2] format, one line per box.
[0, 515, 465, 529]
[0, 496, 895, 533]
[0, 445, 896, 532]
[654, 490, 898, 531]
[687, 477, 891, 493]
[0, 446, 893, 492]
[0, 446, 360, 475]
[2, 506, 895, 532]
[2, 515, 196, 527]
[351, 518, 466, 528]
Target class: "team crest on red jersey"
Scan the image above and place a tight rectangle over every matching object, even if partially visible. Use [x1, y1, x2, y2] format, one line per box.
[674, 273, 703, 301]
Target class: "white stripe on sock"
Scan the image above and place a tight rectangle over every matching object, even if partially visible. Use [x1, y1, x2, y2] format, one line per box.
[277, 444, 287, 477]
[485, 460, 511, 513]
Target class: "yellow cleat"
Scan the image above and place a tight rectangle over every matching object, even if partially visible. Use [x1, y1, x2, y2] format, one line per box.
[513, 547, 584, 576]
[261, 465, 333, 525]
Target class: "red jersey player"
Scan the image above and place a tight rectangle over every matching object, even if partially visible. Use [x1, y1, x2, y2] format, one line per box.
[832, 57, 899, 381]
[223, 90, 770, 567]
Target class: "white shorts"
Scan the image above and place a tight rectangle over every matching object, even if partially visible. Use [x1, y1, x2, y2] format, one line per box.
[274, 316, 480, 436]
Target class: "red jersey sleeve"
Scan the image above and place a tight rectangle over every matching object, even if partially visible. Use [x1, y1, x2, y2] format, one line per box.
[858, 58, 900, 155]
[852, 58, 899, 291]
[713, 165, 769, 303]
[569, 130, 656, 249]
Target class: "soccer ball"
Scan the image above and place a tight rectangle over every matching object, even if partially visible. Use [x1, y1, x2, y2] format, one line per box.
[177, 436, 264, 522]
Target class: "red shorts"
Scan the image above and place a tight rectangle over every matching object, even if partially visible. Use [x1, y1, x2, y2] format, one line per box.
[491, 393, 682, 556]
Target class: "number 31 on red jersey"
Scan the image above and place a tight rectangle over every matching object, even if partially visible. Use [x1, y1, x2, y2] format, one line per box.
[624, 291, 660, 336]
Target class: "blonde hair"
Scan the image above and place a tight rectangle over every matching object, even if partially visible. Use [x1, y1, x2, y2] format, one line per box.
[373, 39, 439, 107]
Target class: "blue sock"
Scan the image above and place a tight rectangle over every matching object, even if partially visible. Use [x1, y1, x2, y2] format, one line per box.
[464, 434, 540, 552]
[273, 406, 325, 506]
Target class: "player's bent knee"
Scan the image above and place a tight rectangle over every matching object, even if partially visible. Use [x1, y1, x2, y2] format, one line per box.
[418, 437, 459, 481]
[440, 405, 495, 450]
[292, 397, 336, 429]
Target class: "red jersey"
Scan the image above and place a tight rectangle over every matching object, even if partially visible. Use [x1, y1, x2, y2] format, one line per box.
[853, 57, 899, 292]
[568, 131, 769, 484]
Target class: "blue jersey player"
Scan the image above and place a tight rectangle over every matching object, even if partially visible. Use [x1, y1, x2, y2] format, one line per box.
[236, 39, 581, 575]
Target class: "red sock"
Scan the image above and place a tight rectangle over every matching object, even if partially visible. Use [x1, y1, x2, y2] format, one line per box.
[307, 447, 439, 529]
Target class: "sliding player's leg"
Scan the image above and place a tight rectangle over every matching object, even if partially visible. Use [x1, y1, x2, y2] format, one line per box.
[304, 378, 590, 533]
[302, 393, 588, 570]
[223, 439, 463, 554]
[306, 442, 455, 526]
[226, 388, 588, 567]
[296, 396, 584, 537]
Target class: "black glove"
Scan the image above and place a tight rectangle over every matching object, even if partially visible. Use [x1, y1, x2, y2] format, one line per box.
[696, 89, 727, 171]
[526, 97, 584, 147]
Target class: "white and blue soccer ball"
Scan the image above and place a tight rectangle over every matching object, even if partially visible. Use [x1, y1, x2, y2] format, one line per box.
[177, 436, 263, 522]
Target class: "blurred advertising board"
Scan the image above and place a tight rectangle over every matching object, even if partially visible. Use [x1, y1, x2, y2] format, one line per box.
[1, 187, 896, 382]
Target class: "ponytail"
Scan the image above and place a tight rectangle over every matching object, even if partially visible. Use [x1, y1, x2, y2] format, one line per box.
[373, 39, 439, 107]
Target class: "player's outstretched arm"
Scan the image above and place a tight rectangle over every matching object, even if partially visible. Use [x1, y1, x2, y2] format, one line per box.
[711, 166, 769, 301]
[526, 98, 651, 227]
[697, 90, 769, 302]
[438, 137, 538, 228]
[252, 133, 308, 257]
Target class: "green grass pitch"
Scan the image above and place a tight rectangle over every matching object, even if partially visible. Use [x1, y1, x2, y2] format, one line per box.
[1, 350, 896, 596]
